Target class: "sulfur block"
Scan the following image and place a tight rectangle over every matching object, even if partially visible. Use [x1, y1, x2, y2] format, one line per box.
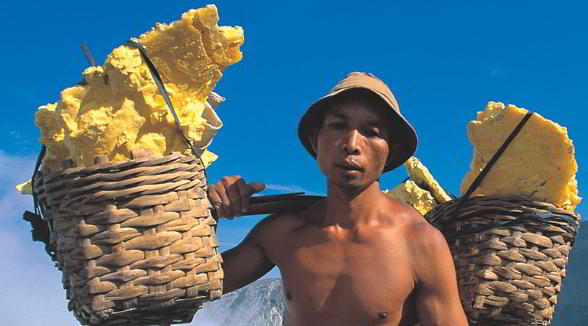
[34, 5, 243, 172]
[404, 156, 452, 203]
[35, 103, 70, 171]
[460, 101, 581, 210]
[383, 180, 437, 215]
[15, 180, 33, 194]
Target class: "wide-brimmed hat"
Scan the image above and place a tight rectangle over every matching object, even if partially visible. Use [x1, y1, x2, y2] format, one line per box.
[297, 72, 418, 173]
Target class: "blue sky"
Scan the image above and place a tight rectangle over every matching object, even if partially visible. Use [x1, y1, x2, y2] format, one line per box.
[1, 1, 586, 325]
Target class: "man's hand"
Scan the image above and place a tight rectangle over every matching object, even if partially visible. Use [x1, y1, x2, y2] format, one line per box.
[208, 176, 265, 219]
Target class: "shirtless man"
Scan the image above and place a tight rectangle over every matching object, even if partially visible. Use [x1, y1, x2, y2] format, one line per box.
[207, 72, 468, 326]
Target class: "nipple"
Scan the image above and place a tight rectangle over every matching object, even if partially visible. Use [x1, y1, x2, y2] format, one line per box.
[285, 292, 292, 300]
[378, 312, 388, 320]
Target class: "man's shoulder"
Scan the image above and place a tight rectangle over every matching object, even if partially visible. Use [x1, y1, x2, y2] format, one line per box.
[251, 199, 325, 237]
[380, 194, 429, 226]
[402, 215, 453, 271]
[254, 212, 303, 234]
[378, 195, 448, 254]
[406, 220, 447, 250]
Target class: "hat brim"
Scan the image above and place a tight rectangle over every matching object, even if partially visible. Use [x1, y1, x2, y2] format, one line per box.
[298, 87, 418, 173]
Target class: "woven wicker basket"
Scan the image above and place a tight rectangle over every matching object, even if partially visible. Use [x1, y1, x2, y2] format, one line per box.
[32, 150, 222, 325]
[425, 195, 580, 326]
[418, 110, 581, 325]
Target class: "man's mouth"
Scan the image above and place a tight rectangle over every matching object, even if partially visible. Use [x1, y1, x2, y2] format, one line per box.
[335, 162, 364, 172]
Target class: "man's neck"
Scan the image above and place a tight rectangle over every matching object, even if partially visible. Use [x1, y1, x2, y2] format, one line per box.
[322, 181, 385, 228]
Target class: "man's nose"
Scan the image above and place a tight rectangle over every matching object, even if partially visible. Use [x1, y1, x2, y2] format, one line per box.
[341, 129, 361, 155]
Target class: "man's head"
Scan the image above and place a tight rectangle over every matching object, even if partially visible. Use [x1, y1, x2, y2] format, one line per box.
[298, 72, 418, 174]
[310, 95, 395, 191]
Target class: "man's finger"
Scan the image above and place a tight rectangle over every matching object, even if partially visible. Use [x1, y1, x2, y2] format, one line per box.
[207, 188, 223, 215]
[217, 180, 234, 218]
[235, 179, 252, 214]
[243, 182, 265, 214]
[249, 182, 266, 194]
[217, 206, 226, 219]
[224, 178, 242, 218]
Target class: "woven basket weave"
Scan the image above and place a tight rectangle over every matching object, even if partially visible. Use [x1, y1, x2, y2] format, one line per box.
[425, 195, 580, 326]
[32, 151, 222, 325]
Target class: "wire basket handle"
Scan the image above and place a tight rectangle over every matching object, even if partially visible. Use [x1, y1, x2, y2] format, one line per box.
[458, 111, 534, 204]
[427, 110, 579, 241]
[427, 110, 534, 229]
[125, 40, 205, 160]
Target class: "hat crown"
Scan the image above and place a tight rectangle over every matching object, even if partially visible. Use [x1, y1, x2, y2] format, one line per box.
[330, 72, 400, 114]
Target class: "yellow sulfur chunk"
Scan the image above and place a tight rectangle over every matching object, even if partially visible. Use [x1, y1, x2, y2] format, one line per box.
[383, 180, 437, 215]
[460, 101, 581, 210]
[404, 157, 452, 203]
[35, 103, 70, 169]
[15, 180, 33, 195]
[34, 5, 243, 172]
[200, 150, 218, 168]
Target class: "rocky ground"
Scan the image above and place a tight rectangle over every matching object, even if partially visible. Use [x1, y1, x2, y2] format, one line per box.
[192, 278, 286, 326]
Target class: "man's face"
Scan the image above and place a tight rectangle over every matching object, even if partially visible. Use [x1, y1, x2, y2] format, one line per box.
[312, 100, 392, 192]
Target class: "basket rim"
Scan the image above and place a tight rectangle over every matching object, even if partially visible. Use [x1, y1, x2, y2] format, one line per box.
[40, 152, 199, 182]
[425, 194, 580, 241]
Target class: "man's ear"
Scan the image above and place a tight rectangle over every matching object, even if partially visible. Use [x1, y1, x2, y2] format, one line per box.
[386, 143, 402, 165]
[310, 129, 318, 153]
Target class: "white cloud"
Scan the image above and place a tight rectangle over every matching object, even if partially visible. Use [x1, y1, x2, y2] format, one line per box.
[0, 191, 33, 220]
[0, 151, 37, 219]
[0, 227, 78, 325]
[9, 130, 24, 141]
[7, 130, 34, 149]
[0, 151, 36, 182]
[265, 183, 322, 196]
[0, 151, 77, 325]
[491, 68, 503, 77]
[0, 152, 78, 325]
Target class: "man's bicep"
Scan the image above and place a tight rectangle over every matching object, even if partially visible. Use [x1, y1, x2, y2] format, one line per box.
[221, 222, 275, 294]
[415, 228, 468, 326]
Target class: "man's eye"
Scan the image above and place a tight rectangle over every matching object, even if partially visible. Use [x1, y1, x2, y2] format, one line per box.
[363, 128, 381, 137]
[328, 122, 346, 129]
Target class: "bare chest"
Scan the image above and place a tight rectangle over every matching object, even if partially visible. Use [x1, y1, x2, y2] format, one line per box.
[270, 226, 417, 325]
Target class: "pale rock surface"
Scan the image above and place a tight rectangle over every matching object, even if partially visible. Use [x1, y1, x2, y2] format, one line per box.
[192, 278, 286, 326]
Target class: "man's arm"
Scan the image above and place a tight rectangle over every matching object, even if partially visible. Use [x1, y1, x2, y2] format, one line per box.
[412, 224, 469, 326]
[207, 176, 274, 293]
[221, 218, 276, 293]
